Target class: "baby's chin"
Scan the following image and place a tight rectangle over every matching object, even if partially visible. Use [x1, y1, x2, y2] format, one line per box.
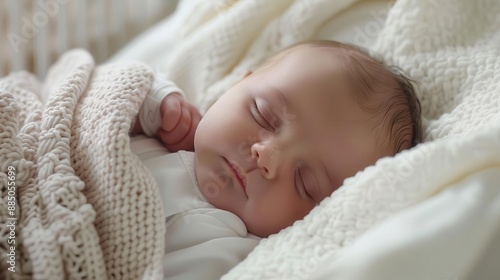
[243, 217, 280, 238]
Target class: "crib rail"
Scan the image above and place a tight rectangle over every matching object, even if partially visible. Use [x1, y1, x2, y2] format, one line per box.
[0, 0, 177, 79]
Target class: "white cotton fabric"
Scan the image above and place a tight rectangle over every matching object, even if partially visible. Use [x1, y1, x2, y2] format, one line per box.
[130, 135, 261, 280]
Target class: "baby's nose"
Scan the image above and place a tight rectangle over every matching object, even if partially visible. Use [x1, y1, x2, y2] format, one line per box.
[250, 142, 282, 180]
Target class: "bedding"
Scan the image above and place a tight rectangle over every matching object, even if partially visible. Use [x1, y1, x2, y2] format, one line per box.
[1, 0, 499, 279]
[310, 166, 500, 279]
[108, 0, 394, 68]
[0, 51, 164, 279]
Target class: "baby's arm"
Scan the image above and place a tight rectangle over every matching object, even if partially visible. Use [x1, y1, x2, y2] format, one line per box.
[131, 74, 201, 152]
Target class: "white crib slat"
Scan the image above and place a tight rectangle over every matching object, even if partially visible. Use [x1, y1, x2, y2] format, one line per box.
[0, 5, 5, 77]
[35, 0, 49, 79]
[95, 0, 108, 62]
[77, 0, 88, 49]
[139, 0, 149, 30]
[57, 0, 68, 56]
[113, 0, 127, 48]
[128, 0, 148, 35]
[8, 0, 25, 72]
[3, 0, 174, 78]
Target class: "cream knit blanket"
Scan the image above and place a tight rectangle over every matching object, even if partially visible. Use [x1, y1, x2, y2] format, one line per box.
[0, 51, 164, 279]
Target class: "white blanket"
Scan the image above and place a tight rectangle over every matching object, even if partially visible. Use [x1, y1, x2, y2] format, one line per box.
[137, 0, 500, 279]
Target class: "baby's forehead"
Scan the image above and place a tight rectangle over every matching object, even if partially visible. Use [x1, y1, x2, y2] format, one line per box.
[275, 47, 349, 84]
[265, 55, 365, 122]
[267, 46, 378, 132]
[282, 46, 342, 65]
[288, 45, 360, 64]
[256, 44, 377, 113]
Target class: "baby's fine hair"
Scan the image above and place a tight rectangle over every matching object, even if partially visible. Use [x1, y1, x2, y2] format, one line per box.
[257, 40, 422, 156]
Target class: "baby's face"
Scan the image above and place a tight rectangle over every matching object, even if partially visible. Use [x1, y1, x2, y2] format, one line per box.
[194, 47, 380, 237]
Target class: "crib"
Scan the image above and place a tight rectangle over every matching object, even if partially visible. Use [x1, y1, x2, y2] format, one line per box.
[0, 0, 178, 79]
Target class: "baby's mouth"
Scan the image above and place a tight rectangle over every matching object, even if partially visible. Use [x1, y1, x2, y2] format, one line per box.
[224, 158, 247, 192]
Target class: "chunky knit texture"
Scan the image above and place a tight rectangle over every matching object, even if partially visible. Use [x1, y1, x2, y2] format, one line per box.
[0, 50, 164, 280]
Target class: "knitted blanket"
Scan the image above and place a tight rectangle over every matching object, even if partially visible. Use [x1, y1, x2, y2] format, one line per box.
[0, 51, 164, 279]
[153, 0, 500, 279]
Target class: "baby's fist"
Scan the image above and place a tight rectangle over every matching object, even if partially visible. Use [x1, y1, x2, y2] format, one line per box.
[158, 93, 201, 152]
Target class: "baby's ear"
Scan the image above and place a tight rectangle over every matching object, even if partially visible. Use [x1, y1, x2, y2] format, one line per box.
[243, 70, 253, 78]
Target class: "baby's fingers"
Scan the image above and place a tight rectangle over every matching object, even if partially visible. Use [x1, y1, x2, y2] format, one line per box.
[162, 110, 200, 152]
[160, 95, 182, 132]
[159, 106, 191, 145]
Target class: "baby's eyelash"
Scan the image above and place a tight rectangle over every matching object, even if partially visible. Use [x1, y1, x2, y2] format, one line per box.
[251, 100, 274, 131]
[295, 164, 313, 200]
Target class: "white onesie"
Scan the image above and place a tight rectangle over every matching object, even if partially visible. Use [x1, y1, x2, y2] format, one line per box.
[130, 76, 260, 280]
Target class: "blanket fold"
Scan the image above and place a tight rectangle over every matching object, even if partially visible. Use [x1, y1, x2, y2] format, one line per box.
[1, 49, 165, 280]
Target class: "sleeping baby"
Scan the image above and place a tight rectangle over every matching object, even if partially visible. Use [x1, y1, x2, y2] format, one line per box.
[129, 40, 422, 279]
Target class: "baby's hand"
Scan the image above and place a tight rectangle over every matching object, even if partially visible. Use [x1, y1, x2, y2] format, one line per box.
[158, 93, 202, 152]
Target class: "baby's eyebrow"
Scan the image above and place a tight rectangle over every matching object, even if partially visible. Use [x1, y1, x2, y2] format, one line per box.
[269, 85, 289, 107]
[267, 85, 298, 125]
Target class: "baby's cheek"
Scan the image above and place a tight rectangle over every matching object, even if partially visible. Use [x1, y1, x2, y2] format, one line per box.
[243, 194, 299, 237]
